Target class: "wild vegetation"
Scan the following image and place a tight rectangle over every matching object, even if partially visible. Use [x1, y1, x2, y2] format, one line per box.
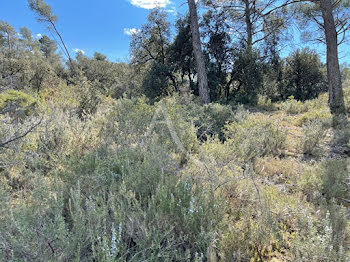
[1, 0, 350, 261]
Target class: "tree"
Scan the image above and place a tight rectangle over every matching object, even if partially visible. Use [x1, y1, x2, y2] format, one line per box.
[204, 0, 288, 51]
[320, 0, 347, 115]
[261, 18, 285, 101]
[130, 9, 171, 65]
[294, 0, 349, 115]
[20, 27, 39, 52]
[130, 9, 177, 98]
[202, 9, 234, 100]
[203, 0, 288, 104]
[168, 17, 195, 94]
[39, 35, 57, 59]
[93, 52, 107, 61]
[232, 48, 263, 104]
[187, 0, 211, 104]
[28, 0, 73, 67]
[0, 21, 17, 54]
[283, 48, 327, 101]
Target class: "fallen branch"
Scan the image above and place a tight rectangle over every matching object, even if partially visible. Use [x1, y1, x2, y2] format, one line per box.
[0, 118, 42, 148]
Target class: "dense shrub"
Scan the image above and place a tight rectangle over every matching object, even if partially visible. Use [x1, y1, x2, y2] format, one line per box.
[282, 48, 327, 101]
[224, 114, 286, 161]
[0, 97, 221, 261]
[301, 119, 328, 156]
[279, 96, 309, 114]
[0, 89, 37, 118]
[298, 160, 350, 204]
[297, 108, 331, 126]
[194, 103, 235, 139]
[231, 49, 263, 105]
[0, 91, 349, 261]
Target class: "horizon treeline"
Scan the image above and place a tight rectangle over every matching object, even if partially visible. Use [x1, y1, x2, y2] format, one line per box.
[1, 0, 349, 111]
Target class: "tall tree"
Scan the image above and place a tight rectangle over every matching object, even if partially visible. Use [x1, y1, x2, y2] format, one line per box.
[39, 35, 57, 59]
[20, 27, 39, 51]
[187, 0, 211, 104]
[168, 17, 195, 94]
[320, 0, 346, 115]
[130, 9, 178, 97]
[202, 9, 234, 100]
[295, 0, 349, 115]
[28, 0, 73, 67]
[203, 0, 288, 103]
[0, 21, 17, 54]
[130, 9, 171, 65]
[205, 0, 287, 51]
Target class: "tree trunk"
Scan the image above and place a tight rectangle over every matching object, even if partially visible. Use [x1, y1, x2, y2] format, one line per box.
[320, 0, 346, 115]
[243, 0, 253, 50]
[6, 32, 11, 53]
[49, 20, 74, 69]
[187, 0, 211, 104]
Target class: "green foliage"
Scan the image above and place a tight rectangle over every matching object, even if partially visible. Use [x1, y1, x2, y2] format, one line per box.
[282, 48, 327, 101]
[0, 89, 37, 117]
[298, 160, 350, 204]
[257, 95, 275, 110]
[343, 85, 350, 114]
[202, 9, 233, 101]
[142, 62, 173, 100]
[0, 21, 17, 52]
[77, 81, 102, 116]
[292, 208, 348, 262]
[1, 88, 349, 261]
[28, 0, 58, 23]
[38, 35, 58, 59]
[297, 108, 331, 126]
[232, 49, 263, 105]
[1, 6, 350, 261]
[195, 103, 235, 139]
[168, 17, 194, 90]
[224, 114, 286, 161]
[0, 99, 220, 261]
[73, 53, 144, 99]
[301, 119, 328, 156]
[279, 95, 309, 114]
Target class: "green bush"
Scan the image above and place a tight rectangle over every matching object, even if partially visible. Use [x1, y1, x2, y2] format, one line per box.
[105, 96, 199, 157]
[279, 96, 309, 114]
[292, 209, 348, 262]
[231, 49, 263, 105]
[0, 143, 221, 261]
[343, 86, 350, 114]
[257, 95, 275, 110]
[298, 160, 349, 204]
[0, 89, 37, 118]
[301, 120, 328, 156]
[195, 103, 235, 140]
[224, 114, 286, 161]
[282, 48, 327, 101]
[297, 109, 331, 126]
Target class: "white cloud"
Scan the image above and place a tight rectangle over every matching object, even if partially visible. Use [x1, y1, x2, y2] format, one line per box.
[73, 48, 85, 55]
[130, 0, 171, 9]
[36, 33, 42, 39]
[165, 6, 176, 14]
[124, 28, 141, 36]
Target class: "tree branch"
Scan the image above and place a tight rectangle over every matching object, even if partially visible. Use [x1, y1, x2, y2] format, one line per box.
[0, 118, 42, 148]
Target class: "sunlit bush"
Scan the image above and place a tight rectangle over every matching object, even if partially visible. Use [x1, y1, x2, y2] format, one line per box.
[301, 119, 328, 156]
[224, 114, 286, 161]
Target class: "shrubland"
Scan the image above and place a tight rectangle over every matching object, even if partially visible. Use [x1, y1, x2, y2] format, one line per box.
[1, 6, 350, 261]
[1, 79, 349, 261]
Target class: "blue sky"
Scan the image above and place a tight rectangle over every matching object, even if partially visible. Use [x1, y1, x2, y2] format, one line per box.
[1, 0, 349, 64]
[1, 0, 185, 61]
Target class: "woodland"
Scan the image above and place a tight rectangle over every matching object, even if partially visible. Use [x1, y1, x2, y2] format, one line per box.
[1, 0, 350, 261]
